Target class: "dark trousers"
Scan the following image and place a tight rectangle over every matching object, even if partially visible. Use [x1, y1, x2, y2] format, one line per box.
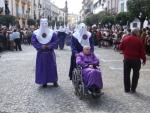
[58, 37, 65, 50]
[145, 45, 150, 55]
[123, 59, 141, 92]
[98, 39, 102, 47]
[69, 54, 76, 80]
[14, 38, 22, 51]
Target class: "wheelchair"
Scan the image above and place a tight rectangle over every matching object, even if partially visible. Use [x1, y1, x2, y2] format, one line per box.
[72, 65, 102, 99]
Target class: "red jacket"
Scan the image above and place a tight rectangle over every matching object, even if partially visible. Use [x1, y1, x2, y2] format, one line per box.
[96, 31, 102, 39]
[120, 35, 146, 63]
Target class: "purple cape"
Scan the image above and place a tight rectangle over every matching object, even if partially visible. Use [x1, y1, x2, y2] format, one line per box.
[31, 33, 58, 84]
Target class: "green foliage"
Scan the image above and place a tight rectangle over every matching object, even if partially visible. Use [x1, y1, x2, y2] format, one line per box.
[0, 15, 16, 27]
[27, 19, 36, 26]
[36, 19, 40, 26]
[127, 0, 150, 20]
[84, 14, 99, 26]
[115, 12, 134, 25]
[101, 15, 115, 25]
[84, 11, 115, 26]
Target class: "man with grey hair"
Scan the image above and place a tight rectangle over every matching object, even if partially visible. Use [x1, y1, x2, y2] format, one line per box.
[12, 29, 22, 51]
[120, 28, 146, 93]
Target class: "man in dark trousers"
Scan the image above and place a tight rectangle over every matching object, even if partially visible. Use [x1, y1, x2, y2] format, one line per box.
[120, 28, 146, 93]
[12, 29, 22, 51]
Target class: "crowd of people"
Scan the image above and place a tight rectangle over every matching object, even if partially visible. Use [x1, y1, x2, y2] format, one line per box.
[0, 17, 149, 98]
[1, 23, 150, 55]
[89, 25, 150, 55]
[31, 18, 147, 96]
[0, 27, 33, 52]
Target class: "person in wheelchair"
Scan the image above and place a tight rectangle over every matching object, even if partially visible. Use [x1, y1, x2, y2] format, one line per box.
[69, 23, 94, 80]
[76, 46, 103, 94]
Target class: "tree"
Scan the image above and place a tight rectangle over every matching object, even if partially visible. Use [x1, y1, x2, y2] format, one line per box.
[84, 16, 93, 26]
[84, 11, 117, 27]
[84, 14, 99, 26]
[127, 0, 150, 28]
[36, 19, 40, 26]
[97, 11, 110, 23]
[27, 19, 36, 26]
[0, 15, 16, 27]
[101, 15, 115, 28]
[115, 12, 134, 26]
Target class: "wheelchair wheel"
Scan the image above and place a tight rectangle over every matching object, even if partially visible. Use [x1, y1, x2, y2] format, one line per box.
[72, 69, 77, 87]
[72, 67, 86, 99]
[92, 90, 103, 99]
[77, 82, 84, 100]
[92, 93, 101, 99]
[72, 68, 82, 96]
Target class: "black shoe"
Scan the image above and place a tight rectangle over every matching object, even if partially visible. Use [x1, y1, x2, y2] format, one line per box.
[42, 84, 47, 88]
[125, 90, 130, 93]
[95, 89, 101, 93]
[131, 90, 136, 93]
[53, 82, 59, 87]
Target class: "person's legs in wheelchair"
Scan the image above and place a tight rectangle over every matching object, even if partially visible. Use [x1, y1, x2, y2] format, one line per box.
[83, 68, 103, 94]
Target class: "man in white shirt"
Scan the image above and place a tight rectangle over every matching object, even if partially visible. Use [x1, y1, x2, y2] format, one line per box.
[12, 29, 22, 51]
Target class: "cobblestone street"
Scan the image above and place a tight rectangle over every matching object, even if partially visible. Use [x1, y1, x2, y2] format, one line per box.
[0, 45, 150, 113]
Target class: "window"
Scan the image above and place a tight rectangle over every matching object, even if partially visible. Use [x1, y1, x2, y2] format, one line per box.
[22, 6, 25, 14]
[99, 0, 101, 4]
[133, 23, 137, 27]
[121, 3, 124, 12]
[16, 4, 19, 16]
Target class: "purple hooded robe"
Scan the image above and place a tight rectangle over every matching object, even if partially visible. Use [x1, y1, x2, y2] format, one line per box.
[31, 33, 58, 84]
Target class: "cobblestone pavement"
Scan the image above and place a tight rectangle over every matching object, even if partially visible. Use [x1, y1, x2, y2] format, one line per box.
[0, 45, 150, 113]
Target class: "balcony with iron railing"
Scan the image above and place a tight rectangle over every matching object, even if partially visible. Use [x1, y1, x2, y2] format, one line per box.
[84, 8, 92, 15]
[16, 13, 22, 19]
[22, 14, 27, 19]
[82, 0, 91, 5]
[27, 0, 31, 6]
[21, 0, 27, 5]
[15, 0, 20, 3]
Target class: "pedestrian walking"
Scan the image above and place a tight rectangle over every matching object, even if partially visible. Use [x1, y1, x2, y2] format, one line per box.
[12, 29, 22, 51]
[0, 30, 5, 52]
[91, 25, 97, 46]
[120, 28, 146, 93]
[31, 18, 59, 88]
[57, 26, 67, 50]
[96, 29, 102, 48]
[141, 28, 147, 44]
[27, 30, 32, 45]
[145, 31, 150, 55]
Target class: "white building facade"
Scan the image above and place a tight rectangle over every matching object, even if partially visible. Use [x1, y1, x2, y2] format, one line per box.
[6, 0, 32, 28]
[0, 0, 5, 15]
[82, 0, 94, 18]
[31, 0, 43, 20]
[93, 0, 107, 14]
[93, 0, 119, 14]
[32, 0, 66, 24]
[118, 0, 128, 13]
